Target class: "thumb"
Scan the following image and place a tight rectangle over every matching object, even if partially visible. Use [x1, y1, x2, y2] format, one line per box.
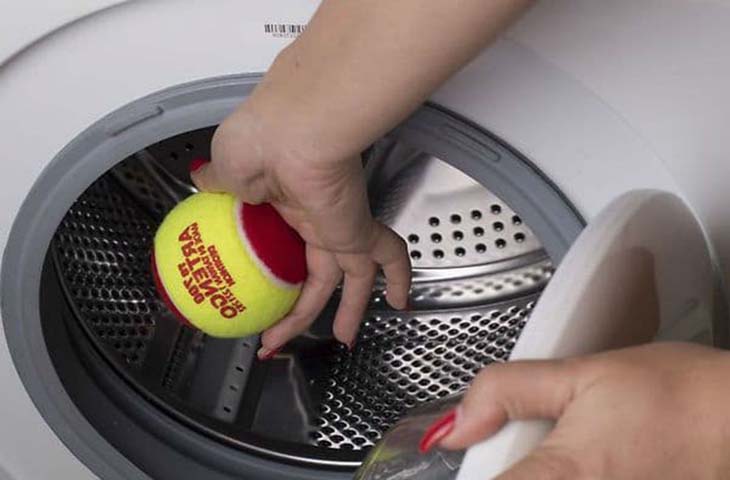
[189, 157, 271, 204]
[189, 157, 227, 193]
[436, 359, 580, 451]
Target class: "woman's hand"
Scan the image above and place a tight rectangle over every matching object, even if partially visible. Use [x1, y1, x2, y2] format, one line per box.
[425, 342, 730, 479]
[191, 100, 410, 358]
[191, 0, 533, 358]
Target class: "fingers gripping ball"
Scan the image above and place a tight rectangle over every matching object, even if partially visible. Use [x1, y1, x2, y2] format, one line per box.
[152, 192, 307, 338]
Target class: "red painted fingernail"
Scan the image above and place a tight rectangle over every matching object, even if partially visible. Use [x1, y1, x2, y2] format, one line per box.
[259, 347, 281, 361]
[189, 157, 209, 174]
[418, 410, 457, 454]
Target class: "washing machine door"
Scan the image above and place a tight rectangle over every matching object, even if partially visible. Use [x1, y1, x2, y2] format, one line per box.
[0, 0, 125, 65]
[455, 189, 715, 479]
[356, 188, 716, 480]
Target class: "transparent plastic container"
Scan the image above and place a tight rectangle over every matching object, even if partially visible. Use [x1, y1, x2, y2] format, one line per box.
[355, 394, 465, 480]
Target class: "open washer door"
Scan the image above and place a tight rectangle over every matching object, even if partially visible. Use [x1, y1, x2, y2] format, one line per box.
[457, 189, 716, 479]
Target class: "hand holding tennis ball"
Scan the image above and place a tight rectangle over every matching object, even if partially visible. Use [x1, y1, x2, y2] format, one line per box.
[152, 191, 307, 338]
[191, 101, 411, 360]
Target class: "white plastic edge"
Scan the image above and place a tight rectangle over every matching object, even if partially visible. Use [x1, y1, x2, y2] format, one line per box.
[457, 189, 714, 479]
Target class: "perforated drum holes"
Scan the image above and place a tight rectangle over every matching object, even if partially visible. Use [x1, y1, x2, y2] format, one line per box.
[380, 157, 541, 268]
[311, 300, 536, 450]
[113, 159, 176, 218]
[404, 205, 534, 266]
[52, 176, 159, 366]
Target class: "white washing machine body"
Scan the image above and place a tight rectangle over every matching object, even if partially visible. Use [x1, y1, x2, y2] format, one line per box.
[1, 1, 728, 479]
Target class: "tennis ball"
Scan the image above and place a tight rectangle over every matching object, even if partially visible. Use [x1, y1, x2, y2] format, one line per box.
[151, 192, 306, 338]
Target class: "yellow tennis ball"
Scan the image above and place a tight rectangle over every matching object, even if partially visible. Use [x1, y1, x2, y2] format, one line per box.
[151, 192, 306, 338]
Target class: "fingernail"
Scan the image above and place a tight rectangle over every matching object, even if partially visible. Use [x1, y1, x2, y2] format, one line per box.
[258, 347, 280, 361]
[418, 409, 457, 454]
[189, 157, 209, 174]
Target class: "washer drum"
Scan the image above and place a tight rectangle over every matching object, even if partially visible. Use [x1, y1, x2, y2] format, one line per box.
[39, 104, 581, 474]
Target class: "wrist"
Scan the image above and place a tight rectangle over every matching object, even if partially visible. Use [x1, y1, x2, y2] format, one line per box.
[243, 46, 369, 167]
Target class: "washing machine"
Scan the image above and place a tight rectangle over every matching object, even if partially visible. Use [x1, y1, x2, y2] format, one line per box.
[1, 1, 729, 479]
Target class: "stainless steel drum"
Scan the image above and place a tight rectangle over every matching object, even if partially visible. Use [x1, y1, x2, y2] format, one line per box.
[49, 125, 555, 469]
